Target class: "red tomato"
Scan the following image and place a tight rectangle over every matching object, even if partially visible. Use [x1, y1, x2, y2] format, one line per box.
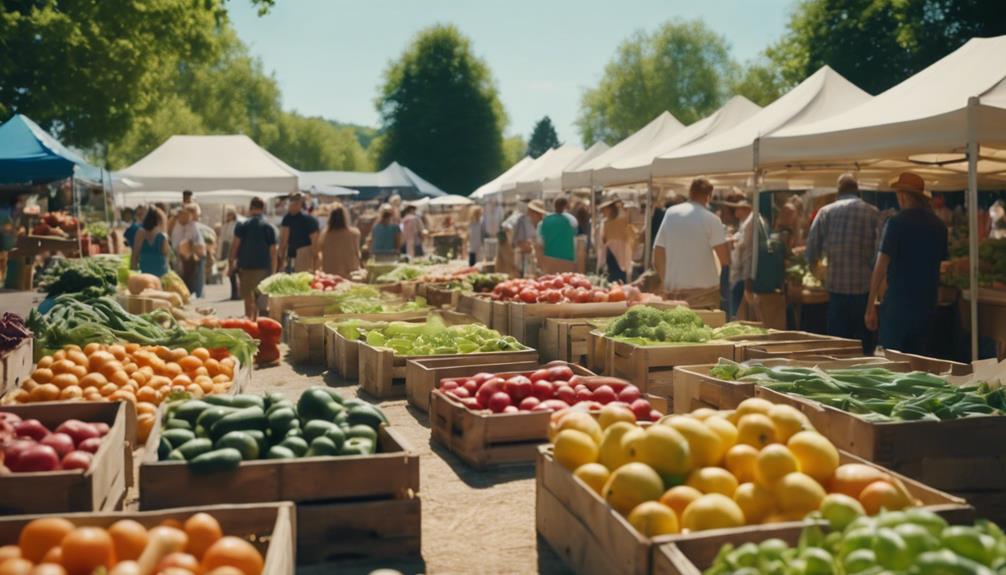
[547, 365, 574, 381]
[529, 369, 551, 382]
[617, 385, 642, 403]
[555, 386, 576, 405]
[476, 379, 504, 407]
[463, 379, 479, 395]
[531, 380, 554, 400]
[630, 398, 653, 420]
[471, 372, 495, 384]
[518, 396, 541, 411]
[590, 385, 617, 404]
[518, 288, 539, 303]
[542, 290, 562, 303]
[449, 387, 471, 400]
[61, 450, 94, 471]
[440, 379, 459, 391]
[607, 288, 626, 302]
[591, 290, 609, 302]
[572, 288, 591, 303]
[502, 405, 519, 414]
[488, 392, 512, 413]
[574, 388, 593, 404]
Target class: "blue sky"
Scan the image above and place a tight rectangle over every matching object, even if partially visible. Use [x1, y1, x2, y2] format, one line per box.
[229, 0, 794, 146]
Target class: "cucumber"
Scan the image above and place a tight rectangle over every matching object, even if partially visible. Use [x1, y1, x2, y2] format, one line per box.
[164, 418, 193, 431]
[216, 431, 260, 460]
[284, 427, 303, 439]
[323, 427, 346, 451]
[347, 424, 378, 444]
[175, 438, 214, 460]
[339, 437, 374, 456]
[315, 386, 345, 405]
[266, 400, 295, 416]
[279, 436, 309, 457]
[167, 450, 186, 461]
[346, 404, 387, 429]
[157, 437, 172, 460]
[244, 429, 268, 455]
[306, 436, 339, 457]
[194, 425, 208, 439]
[231, 394, 265, 410]
[203, 395, 237, 408]
[210, 406, 267, 440]
[264, 392, 286, 408]
[267, 445, 295, 460]
[267, 407, 297, 435]
[172, 400, 212, 424]
[188, 448, 242, 473]
[162, 428, 196, 449]
[297, 388, 342, 422]
[342, 398, 367, 409]
[196, 406, 237, 430]
[303, 419, 339, 442]
[334, 410, 349, 426]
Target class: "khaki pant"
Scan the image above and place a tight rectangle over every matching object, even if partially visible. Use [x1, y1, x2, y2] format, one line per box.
[667, 287, 721, 310]
[293, 245, 314, 272]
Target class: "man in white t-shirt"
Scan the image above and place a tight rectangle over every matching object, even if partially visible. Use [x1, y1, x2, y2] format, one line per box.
[652, 177, 730, 309]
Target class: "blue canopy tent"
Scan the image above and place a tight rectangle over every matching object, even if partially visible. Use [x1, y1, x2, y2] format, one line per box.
[0, 114, 101, 184]
[299, 161, 446, 201]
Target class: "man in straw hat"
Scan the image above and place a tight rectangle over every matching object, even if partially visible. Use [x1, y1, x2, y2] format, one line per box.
[865, 172, 948, 355]
[509, 199, 544, 277]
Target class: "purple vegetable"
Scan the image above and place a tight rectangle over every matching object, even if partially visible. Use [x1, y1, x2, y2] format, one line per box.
[0, 313, 30, 352]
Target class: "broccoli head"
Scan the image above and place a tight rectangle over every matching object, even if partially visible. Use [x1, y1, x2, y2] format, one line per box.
[662, 305, 704, 327]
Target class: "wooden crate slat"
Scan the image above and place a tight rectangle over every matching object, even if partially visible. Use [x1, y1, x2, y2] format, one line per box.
[1, 338, 33, 395]
[296, 498, 421, 564]
[405, 356, 540, 412]
[653, 525, 803, 575]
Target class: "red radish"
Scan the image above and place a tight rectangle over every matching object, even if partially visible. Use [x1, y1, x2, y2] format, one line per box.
[14, 419, 49, 441]
[61, 450, 93, 471]
[77, 437, 104, 454]
[502, 405, 519, 414]
[555, 386, 576, 405]
[531, 380, 554, 401]
[10, 445, 60, 472]
[519, 396, 541, 411]
[547, 365, 574, 381]
[56, 420, 99, 447]
[529, 369, 550, 382]
[462, 380, 479, 395]
[440, 380, 459, 392]
[92, 422, 110, 437]
[488, 392, 512, 414]
[630, 399, 653, 421]
[40, 433, 75, 458]
[590, 385, 617, 405]
[618, 385, 642, 403]
[575, 388, 593, 403]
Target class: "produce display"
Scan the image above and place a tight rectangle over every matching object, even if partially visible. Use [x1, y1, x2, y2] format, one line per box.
[786, 261, 823, 289]
[196, 317, 282, 366]
[333, 315, 525, 355]
[156, 388, 389, 472]
[549, 397, 919, 536]
[705, 509, 1005, 575]
[257, 271, 352, 295]
[0, 313, 31, 352]
[29, 211, 78, 238]
[438, 364, 660, 420]
[83, 220, 110, 242]
[37, 255, 120, 300]
[710, 359, 1006, 422]
[0, 412, 110, 473]
[943, 237, 1006, 289]
[605, 305, 714, 344]
[375, 259, 477, 284]
[711, 322, 771, 339]
[490, 273, 652, 303]
[0, 511, 264, 574]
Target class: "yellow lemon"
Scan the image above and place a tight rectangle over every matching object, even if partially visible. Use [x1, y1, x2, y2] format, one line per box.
[724, 444, 759, 484]
[685, 467, 739, 497]
[602, 462, 665, 516]
[768, 404, 813, 443]
[627, 501, 680, 536]
[598, 421, 637, 471]
[681, 494, 746, 532]
[774, 472, 826, 516]
[552, 411, 602, 443]
[735, 397, 774, 418]
[553, 429, 599, 471]
[734, 482, 775, 524]
[703, 416, 738, 451]
[659, 485, 703, 519]
[688, 407, 718, 421]
[624, 424, 692, 478]
[787, 431, 839, 483]
[663, 415, 723, 467]
[573, 463, 611, 495]
[598, 404, 637, 429]
[754, 444, 799, 488]
[736, 413, 778, 448]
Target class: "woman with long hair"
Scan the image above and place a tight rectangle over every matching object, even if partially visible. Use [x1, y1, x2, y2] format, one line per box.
[320, 203, 362, 277]
[370, 205, 402, 261]
[130, 206, 170, 277]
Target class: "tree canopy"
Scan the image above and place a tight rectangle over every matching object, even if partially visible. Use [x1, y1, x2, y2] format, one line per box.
[376, 24, 507, 195]
[526, 116, 560, 158]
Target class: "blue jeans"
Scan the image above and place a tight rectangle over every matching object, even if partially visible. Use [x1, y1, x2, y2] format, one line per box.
[827, 292, 875, 355]
[880, 302, 934, 355]
[729, 281, 745, 320]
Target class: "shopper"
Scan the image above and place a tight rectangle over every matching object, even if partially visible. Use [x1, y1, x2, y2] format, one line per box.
[278, 193, 320, 273]
[652, 177, 730, 309]
[538, 197, 577, 273]
[219, 209, 240, 300]
[320, 203, 362, 278]
[400, 205, 425, 257]
[805, 173, 880, 354]
[467, 206, 484, 266]
[865, 173, 948, 354]
[729, 200, 755, 319]
[514, 199, 545, 277]
[600, 200, 634, 283]
[229, 197, 277, 320]
[123, 205, 146, 248]
[170, 204, 206, 298]
[130, 207, 169, 277]
[371, 205, 402, 260]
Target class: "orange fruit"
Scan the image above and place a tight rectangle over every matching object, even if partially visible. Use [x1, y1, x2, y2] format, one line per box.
[51, 359, 75, 375]
[31, 368, 53, 384]
[68, 365, 88, 380]
[19, 517, 74, 562]
[172, 374, 193, 388]
[108, 344, 127, 360]
[136, 401, 158, 416]
[108, 519, 148, 562]
[122, 362, 138, 375]
[79, 373, 108, 389]
[858, 480, 911, 515]
[659, 485, 702, 518]
[130, 370, 149, 387]
[828, 464, 890, 500]
[736, 413, 777, 448]
[52, 350, 67, 361]
[20, 379, 37, 392]
[163, 363, 183, 378]
[153, 346, 172, 360]
[212, 375, 231, 384]
[51, 374, 78, 390]
[97, 362, 124, 380]
[204, 359, 221, 376]
[194, 376, 215, 394]
[157, 552, 201, 573]
[754, 444, 799, 488]
[159, 519, 184, 530]
[685, 467, 739, 496]
[83, 343, 102, 355]
[59, 386, 83, 400]
[137, 387, 159, 404]
[137, 413, 156, 444]
[37, 356, 53, 369]
[30, 384, 60, 402]
[0, 558, 32, 575]
[191, 348, 211, 361]
[124, 342, 140, 354]
[11, 389, 29, 403]
[109, 370, 130, 388]
[169, 348, 187, 362]
[184, 513, 223, 560]
[99, 383, 118, 397]
[193, 367, 210, 378]
[724, 444, 759, 484]
[40, 547, 60, 564]
[66, 350, 89, 367]
[201, 537, 264, 575]
[60, 527, 114, 575]
[178, 356, 202, 373]
[108, 390, 137, 405]
[0, 548, 18, 561]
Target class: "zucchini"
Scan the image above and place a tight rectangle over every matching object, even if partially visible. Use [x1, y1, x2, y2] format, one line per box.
[203, 395, 237, 408]
[174, 438, 214, 460]
[162, 428, 196, 449]
[279, 436, 309, 457]
[340, 437, 374, 456]
[231, 394, 265, 410]
[267, 407, 297, 435]
[346, 404, 387, 429]
[244, 429, 268, 455]
[172, 400, 212, 425]
[264, 391, 286, 408]
[216, 431, 260, 460]
[267, 445, 295, 460]
[297, 388, 342, 422]
[164, 418, 193, 431]
[167, 450, 186, 461]
[157, 437, 172, 460]
[210, 406, 267, 440]
[347, 424, 378, 444]
[266, 400, 295, 417]
[196, 406, 237, 430]
[323, 427, 346, 451]
[306, 436, 339, 457]
[303, 419, 339, 442]
[187, 447, 242, 473]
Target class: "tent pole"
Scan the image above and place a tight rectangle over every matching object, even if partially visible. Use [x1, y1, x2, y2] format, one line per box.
[592, 175, 601, 275]
[643, 176, 654, 273]
[751, 139, 761, 289]
[966, 97, 980, 362]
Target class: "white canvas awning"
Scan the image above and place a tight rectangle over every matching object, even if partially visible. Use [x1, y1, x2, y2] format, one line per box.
[429, 194, 474, 206]
[542, 142, 610, 193]
[115, 135, 299, 194]
[652, 67, 871, 180]
[115, 189, 286, 208]
[471, 156, 534, 200]
[564, 112, 685, 190]
[514, 144, 585, 196]
[596, 98, 761, 187]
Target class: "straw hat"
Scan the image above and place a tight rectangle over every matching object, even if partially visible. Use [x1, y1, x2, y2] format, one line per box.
[890, 172, 931, 198]
[527, 199, 546, 214]
[598, 199, 620, 211]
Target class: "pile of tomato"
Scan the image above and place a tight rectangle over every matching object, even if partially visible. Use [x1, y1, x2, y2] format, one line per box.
[490, 273, 627, 304]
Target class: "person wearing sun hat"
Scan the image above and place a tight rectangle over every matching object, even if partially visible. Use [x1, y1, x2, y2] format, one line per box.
[864, 172, 948, 354]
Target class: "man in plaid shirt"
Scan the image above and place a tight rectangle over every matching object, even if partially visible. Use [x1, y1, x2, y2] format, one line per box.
[805, 174, 880, 354]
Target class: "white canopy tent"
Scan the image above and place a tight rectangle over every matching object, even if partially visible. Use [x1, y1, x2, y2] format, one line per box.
[514, 144, 585, 197]
[471, 156, 534, 200]
[429, 194, 475, 206]
[114, 135, 299, 195]
[497, 150, 556, 198]
[542, 142, 610, 195]
[115, 189, 286, 208]
[563, 111, 684, 190]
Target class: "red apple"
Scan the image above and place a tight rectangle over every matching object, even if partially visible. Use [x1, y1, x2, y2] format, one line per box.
[555, 386, 576, 405]
[649, 410, 662, 422]
[547, 365, 574, 381]
[440, 379, 460, 391]
[40, 433, 75, 458]
[10, 445, 59, 472]
[462, 379, 479, 395]
[575, 388, 593, 404]
[14, 419, 49, 442]
[55, 420, 99, 447]
[61, 450, 93, 471]
[77, 437, 104, 454]
[459, 397, 481, 411]
[502, 405, 519, 414]
[93, 422, 110, 437]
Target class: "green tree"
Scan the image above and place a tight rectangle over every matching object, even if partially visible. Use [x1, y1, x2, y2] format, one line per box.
[271, 113, 370, 171]
[576, 20, 735, 145]
[730, 59, 787, 107]
[768, 0, 1006, 95]
[376, 24, 506, 195]
[502, 135, 527, 167]
[526, 116, 560, 158]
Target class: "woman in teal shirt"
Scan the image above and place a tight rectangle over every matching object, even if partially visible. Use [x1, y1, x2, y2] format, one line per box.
[131, 207, 170, 277]
[370, 206, 402, 260]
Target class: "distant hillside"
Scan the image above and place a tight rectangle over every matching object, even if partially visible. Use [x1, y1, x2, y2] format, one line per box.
[328, 120, 379, 151]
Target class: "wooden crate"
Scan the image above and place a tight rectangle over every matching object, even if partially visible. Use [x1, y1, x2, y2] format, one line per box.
[607, 338, 735, 402]
[457, 292, 494, 325]
[0, 401, 132, 515]
[265, 293, 339, 321]
[741, 338, 864, 360]
[0, 502, 295, 573]
[538, 317, 608, 364]
[427, 363, 595, 468]
[416, 282, 460, 309]
[1, 338, 32, 395]
[140, 418, 420, 565]
[291, 311, 428, 365]
[537, 446, 971, 575]
[491, 300, 510, 334]
[670, 357, 906, 414]
[405, 356, 540, 412]
[509, 301, 629, 350]
[883, 348, 972, 375]
[587, 329, 609, 374]
[358, 342, 537, 399]
[653, 525, 803, 575]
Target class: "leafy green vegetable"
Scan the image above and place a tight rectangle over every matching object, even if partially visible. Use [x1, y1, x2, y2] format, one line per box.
[712, 322, 769, 339]
[605, 305, 713, 344]
[376, 265, 423, 283]
[257, 272, 315, 295]
[38, 255, 121, 298]
[330, 314, 525, 356]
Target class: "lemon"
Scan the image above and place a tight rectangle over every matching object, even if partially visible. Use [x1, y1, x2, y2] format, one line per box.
[774, 472, 826, 515]
[624, 424, 692, 478]
[754, 444, 798, 488]
[703, 416, 738, 451]
[663, 415, 723, 467]
[686, 467, 739, 497]
[681, 493, 746, 531]
[573, 463, 611, 495]
[737, 413, 777, 448]
[688, 407, 718, 421]
[787, 431, 839, 483]
[736, 397, 774, 418]
[598, 421, 637, 471]
[598, 404, 637, 429]
[660, 485, 703, 518]
[724, 444, 759, 484]
[627, 501, 680, 536]
[553, 429, 599, 471]
[602, 462, 665, 516]
[552, 411, 602, 443]
[768, 404, 813, 443]
[734, 482, 775, 523]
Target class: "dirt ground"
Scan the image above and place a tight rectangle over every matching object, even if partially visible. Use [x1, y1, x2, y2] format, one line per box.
[2, 285, 571, 575]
